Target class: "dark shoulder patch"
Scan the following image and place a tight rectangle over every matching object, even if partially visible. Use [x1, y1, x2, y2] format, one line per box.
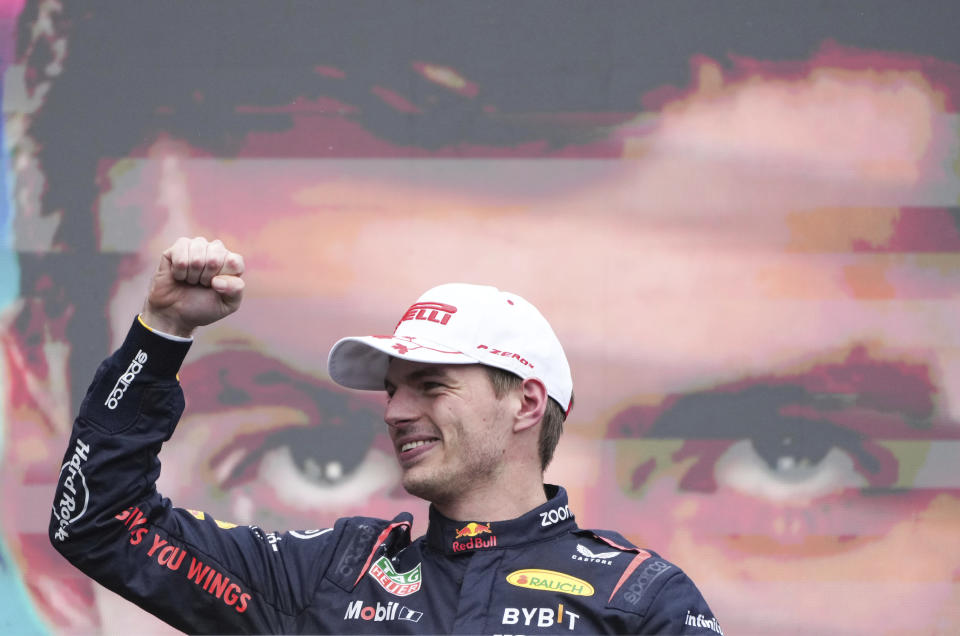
[607, 553, 675, 616]
[573, 528, 674, 615]
[325, 514, 413, 592]
[327, 518, 381, 591]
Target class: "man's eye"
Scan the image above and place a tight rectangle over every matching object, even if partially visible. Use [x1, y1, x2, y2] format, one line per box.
[421, 381, 446, 393]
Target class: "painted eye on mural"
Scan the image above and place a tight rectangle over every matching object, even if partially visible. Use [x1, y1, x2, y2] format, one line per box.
[209, 416, 398, 509]
[707, 415, 872, 501]
[655, 385, 887, 498]
[176, 350, 398, 516]
[609, 350, 947, 502]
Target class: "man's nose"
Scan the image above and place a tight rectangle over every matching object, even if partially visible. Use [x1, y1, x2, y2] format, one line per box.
[384, 385, 417, 428]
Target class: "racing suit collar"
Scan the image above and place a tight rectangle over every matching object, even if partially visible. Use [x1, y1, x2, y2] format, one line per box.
[426, 484, 576, 555]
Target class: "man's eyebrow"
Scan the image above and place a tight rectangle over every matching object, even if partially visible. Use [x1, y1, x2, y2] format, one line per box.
[385, 367, 451, 390]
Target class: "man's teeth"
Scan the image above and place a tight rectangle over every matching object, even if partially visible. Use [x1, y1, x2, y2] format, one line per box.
[401, 440, 433, 453]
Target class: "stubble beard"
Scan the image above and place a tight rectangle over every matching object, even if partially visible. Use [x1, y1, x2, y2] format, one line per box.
[401, 465, 451, 504]
[400, 447, 501, 506]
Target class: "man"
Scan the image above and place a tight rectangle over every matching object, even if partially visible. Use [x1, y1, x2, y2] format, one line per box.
[9, 3, 960, 634]
[49, 236, 719, 634]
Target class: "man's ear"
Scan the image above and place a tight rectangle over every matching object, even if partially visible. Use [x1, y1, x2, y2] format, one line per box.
[513, 378, 548, 433]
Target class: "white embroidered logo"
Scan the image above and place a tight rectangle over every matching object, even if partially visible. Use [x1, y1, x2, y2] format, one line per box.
[570, 544, 621, 565]
[576, 545, 619, 559]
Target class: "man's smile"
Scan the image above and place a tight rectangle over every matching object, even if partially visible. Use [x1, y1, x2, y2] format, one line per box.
[396, 436, 441, 463]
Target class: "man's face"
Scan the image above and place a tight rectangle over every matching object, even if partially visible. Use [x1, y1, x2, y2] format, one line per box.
[384, 360, 513, 506]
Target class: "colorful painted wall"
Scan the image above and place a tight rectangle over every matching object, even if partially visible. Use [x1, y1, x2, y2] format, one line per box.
[2, 2, 959, 634]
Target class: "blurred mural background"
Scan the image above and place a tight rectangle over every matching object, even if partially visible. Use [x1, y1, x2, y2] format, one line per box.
[2, 1, 959, 634]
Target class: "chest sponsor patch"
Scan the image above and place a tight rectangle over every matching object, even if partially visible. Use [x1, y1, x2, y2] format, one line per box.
[506, 569, 594, 597]
[344, 599, 423, 623]
[502, 604, 580, 631]
[368, 556, 422, 597]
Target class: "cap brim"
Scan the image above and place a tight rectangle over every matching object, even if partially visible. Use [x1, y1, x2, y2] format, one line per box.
[327, 335, 481, 391]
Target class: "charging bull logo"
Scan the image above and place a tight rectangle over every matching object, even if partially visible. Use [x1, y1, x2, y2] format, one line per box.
[452, 522, 497, 552]
[455, 522, 492, 539]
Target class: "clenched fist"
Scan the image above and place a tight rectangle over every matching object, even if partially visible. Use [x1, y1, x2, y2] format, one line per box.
[141, 237, 245, 337]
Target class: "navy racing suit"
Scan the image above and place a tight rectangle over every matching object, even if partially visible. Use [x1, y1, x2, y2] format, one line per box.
[50, 318, 723, 634]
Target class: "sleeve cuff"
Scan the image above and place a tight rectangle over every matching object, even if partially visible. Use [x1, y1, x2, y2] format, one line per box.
[137, 314, 194, 343]
[118, 315, 193, 380]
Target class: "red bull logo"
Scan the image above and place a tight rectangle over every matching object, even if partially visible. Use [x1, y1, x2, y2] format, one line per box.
[452, 522, 497, 552]
[454, 522, 492, 539]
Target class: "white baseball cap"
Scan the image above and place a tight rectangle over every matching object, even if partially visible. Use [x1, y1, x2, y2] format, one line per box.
[327, 283, 573, 412]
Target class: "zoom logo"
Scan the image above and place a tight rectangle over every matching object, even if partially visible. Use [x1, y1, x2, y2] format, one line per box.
[540, 504, 570, 527]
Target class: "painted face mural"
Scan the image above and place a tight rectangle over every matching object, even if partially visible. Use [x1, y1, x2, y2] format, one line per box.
[2, 2, 958, 634]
